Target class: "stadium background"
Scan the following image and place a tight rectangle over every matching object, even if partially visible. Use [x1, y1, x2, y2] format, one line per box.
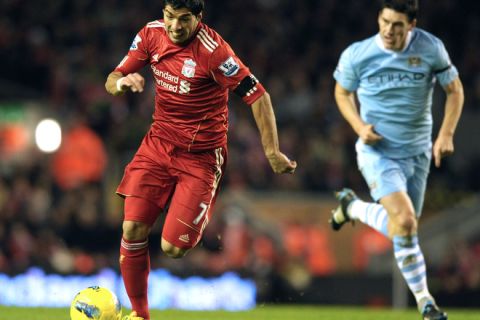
[0, 0, 479, 310]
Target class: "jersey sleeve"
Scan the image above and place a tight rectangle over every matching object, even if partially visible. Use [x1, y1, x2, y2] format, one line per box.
[333, 45, 359, 92]
[209, 42, 266, 105]
[432, 38, 459, 87]
[114, 27, 150, 75]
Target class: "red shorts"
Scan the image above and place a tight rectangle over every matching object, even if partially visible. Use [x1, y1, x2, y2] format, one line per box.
[117, 131, 227, 249]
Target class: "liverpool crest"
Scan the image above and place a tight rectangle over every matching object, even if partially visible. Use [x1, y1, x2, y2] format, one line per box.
[182, 59, 196, 78]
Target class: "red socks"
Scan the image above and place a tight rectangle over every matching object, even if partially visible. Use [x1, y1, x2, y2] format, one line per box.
[120, 238, 150, 319]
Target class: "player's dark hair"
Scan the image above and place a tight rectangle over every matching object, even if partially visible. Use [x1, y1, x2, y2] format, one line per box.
[381, 0, 418, 21]
[164, 0, 204, 16]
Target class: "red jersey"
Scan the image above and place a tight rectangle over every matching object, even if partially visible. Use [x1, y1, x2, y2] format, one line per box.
[115, 20, 266, 151]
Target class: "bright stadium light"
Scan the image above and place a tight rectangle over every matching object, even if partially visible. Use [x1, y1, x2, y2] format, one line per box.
[35, 118, 62, 153]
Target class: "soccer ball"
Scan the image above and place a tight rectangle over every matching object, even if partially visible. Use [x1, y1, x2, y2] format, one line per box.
[70, 286, 122, 320]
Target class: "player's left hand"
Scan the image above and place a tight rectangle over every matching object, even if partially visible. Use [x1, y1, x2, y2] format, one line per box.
[433, 134, 454, 168]
[266, 151, 297, 174]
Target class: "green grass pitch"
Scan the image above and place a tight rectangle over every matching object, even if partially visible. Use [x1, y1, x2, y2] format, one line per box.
[0, 305, 478, 320]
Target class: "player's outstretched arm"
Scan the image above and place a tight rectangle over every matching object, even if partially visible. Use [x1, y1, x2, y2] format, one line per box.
[433, 76, 464, 168]
[251, 92, 297, 174]
[105, 71, 145, 96]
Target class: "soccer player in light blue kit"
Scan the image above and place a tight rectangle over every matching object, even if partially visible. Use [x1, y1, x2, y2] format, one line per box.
[330, 1, 464, 319]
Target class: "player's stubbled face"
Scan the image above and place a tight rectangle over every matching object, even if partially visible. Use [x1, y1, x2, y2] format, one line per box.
[378, 8, 416, 51]
[163, 5, 201, 44]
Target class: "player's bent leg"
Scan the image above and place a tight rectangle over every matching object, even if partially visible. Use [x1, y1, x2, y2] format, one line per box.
[329, 188, 357, 231]
[330, 188, 390, 237]
[160, 203, 206, 259]
[379, 191, 417, 236]
[161, 238, 189, 258]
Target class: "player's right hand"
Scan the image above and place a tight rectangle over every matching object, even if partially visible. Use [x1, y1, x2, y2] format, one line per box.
[358, 124, 383, 145]
[117, 73, 145, 93]
[266, 152, 297, 174]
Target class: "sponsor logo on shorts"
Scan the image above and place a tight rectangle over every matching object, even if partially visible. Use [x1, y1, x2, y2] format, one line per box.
[179, 234, 190, 243]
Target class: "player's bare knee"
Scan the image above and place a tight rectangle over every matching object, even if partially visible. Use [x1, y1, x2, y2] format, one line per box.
[122, 221, 150, 240]
[161, 239, 188, 258]
[395, 213, 417, 234]
[164, 247, 188, 259]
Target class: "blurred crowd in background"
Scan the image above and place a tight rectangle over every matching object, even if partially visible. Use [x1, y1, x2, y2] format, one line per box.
[0, 0, 479, 305]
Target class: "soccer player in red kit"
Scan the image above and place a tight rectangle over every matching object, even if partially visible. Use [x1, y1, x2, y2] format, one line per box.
[105, 1, 296, 319]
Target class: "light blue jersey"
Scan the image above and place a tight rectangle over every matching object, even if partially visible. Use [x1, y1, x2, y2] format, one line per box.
[334, 28, 458, 158]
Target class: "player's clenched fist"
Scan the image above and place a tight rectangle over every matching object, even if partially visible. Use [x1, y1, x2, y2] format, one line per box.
[267, 152, 297, 174]
[117, 73, 145, 93]
[358, 123, 383, 145]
